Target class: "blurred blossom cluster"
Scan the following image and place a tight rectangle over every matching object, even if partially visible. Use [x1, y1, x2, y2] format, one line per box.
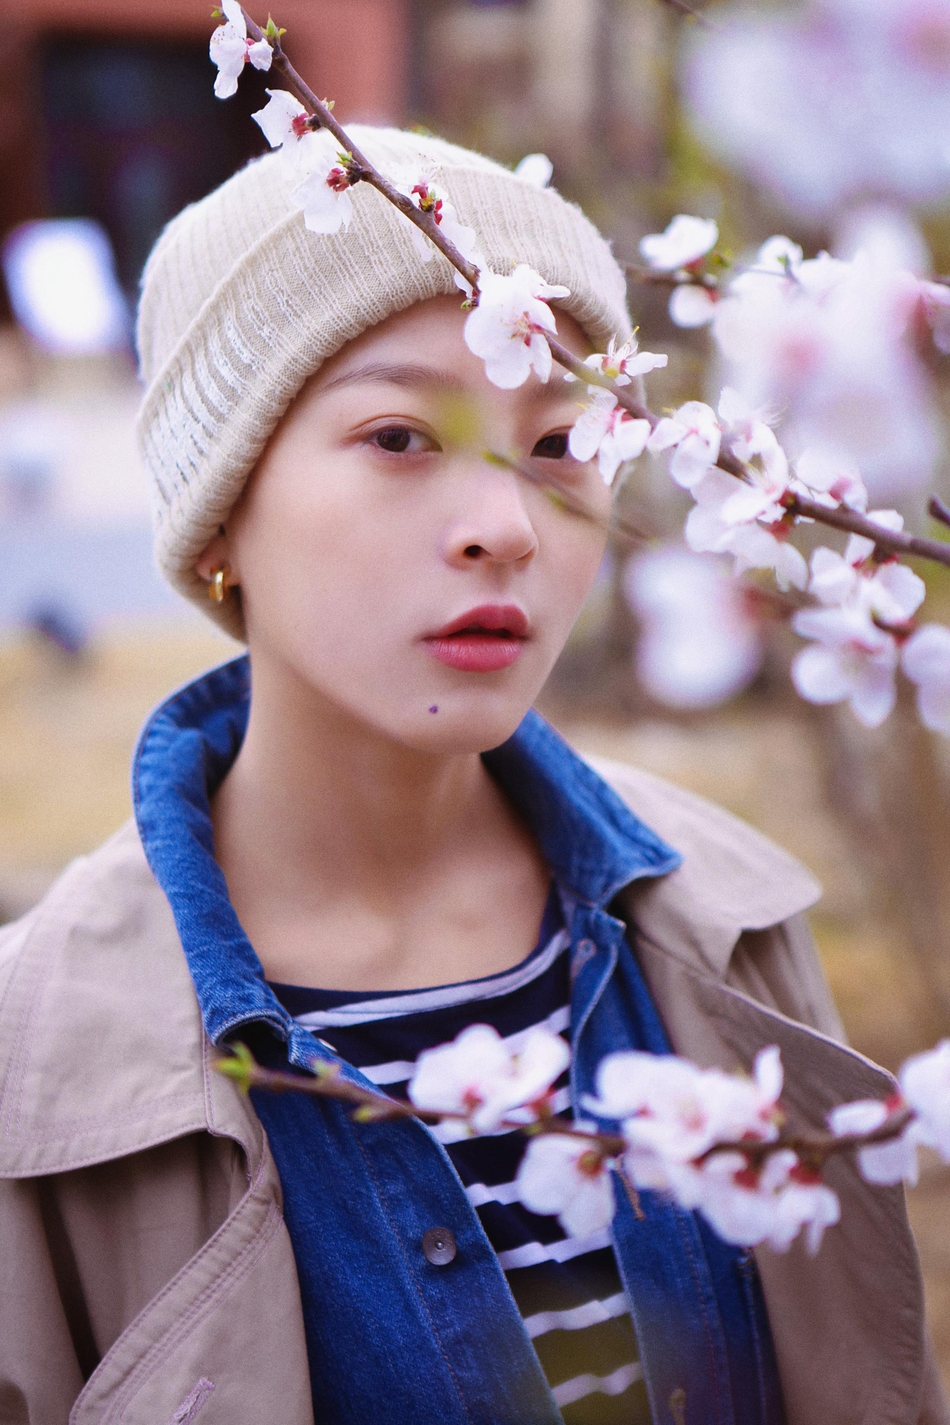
[684, 0, 950, 220]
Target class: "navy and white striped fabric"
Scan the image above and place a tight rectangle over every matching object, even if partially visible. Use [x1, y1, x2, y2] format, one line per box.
[271, 890, 651, 1423]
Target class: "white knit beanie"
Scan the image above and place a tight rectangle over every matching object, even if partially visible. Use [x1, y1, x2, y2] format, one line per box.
[136, 126, 632, 639]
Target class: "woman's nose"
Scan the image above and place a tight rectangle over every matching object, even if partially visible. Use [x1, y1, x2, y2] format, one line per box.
[442, 467, 539, 568]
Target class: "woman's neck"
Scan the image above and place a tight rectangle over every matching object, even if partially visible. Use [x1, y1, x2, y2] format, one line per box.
[211, 653, 550, 990]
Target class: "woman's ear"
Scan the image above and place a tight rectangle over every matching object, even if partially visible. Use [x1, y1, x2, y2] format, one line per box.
[195, 526, 237, 586]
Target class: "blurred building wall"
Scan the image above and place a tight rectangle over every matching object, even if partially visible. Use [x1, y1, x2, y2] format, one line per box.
[0, 0, 409, 305]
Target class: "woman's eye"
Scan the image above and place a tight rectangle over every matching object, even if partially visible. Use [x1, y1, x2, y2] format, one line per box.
[531, 432, 570, 459]
[369, 426, 435, 455]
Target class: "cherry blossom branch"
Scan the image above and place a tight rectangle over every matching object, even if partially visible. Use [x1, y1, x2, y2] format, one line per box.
[215, 1044, 918, 1170]
[484, 450, 660, 546]
[214, 1044, 626, 1149]
[658, 0, 719, 29]
[234, 12, 950, 574]
[700, 1107, 915, 1170]
[213, 1022, 950, 1253]
[239, 9, 481, 295]
[784, 491, 950, 570]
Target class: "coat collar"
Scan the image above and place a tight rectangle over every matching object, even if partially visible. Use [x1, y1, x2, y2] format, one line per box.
[131, 656, 682, 1055]
[0, 670, 818, 1178]
[588, 755, 821, 977]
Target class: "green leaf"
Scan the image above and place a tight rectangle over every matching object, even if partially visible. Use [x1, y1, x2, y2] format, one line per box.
[214, 1042, 256, 1094]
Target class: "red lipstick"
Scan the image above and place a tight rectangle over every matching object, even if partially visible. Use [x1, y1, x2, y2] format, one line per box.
[423, 604, 530, 673]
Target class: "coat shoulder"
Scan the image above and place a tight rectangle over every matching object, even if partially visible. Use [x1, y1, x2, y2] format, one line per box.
[0, 821, 210, 1178]
[585, 752, 821, 927]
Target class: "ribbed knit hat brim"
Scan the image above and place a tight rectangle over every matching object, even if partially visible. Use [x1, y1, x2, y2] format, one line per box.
[136, 127, 632, 639]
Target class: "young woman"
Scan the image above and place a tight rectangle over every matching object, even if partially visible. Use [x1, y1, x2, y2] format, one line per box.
[0, 128, 944, 1425]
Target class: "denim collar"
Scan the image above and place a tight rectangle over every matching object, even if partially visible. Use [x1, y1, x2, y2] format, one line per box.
[132, 655, 681, 1051]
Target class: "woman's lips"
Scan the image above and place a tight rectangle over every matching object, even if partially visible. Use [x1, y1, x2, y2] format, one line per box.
[423, 604, 530, 673]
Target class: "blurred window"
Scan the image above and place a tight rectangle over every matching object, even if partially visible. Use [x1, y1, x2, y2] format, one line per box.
[2, 219, 128, 354]
[39, 37, 268, 296]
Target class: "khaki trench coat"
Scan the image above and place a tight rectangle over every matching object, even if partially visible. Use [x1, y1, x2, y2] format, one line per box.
[0, 755, 946, 1425]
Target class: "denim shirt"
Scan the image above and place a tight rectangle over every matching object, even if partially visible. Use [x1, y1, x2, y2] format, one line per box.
[133, 656, 784, 1425]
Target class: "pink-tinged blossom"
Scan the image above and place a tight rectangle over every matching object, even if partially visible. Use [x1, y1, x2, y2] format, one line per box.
[711, 220, 941, 502]
[793, 449, 868, 512]
[408, 1023, 569, 1134]
[648, 401, 721, 489]
[588, 1047, 782, 1177]
[807, 539, 925, 628]
[669, 284, 717, 328]
[919, 280, 950, 355]
[791, 604, 899, 727]
[724, 523, 808, 592]
[516, 1134, 616, 1238]
[900, 1041, 950, 1160]
[210, 0, 272, 99]
[623, 546, 763, 710]
[252, 89, 311, 154]
[902, 624, 950, 735]
[291, 140, 357, 235]
[568, 392, 651, 486]
[514, 153, 554, 189]
[828, 1099, 919, 1187]
[463, 265, 570, 389]
[640, 215, 718, 272]
[679, 1151, 840, 1254]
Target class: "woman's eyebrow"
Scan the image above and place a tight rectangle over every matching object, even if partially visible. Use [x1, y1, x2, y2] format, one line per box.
[318, 362, 465, 393]
[317, 360, 579, 403]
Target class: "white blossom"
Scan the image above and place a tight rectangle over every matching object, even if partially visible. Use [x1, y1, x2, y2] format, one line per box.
[791, 604, 899, 727]
[682, 1151, 840, 1255]
[648, 400, 721, 489]
[807, 537, 925, 626]
[902, 624, 950, 735]
[392, 175, 484, 293]
[210, 0, 272, 99]
[669, 284, 717, 328]
[640, 215, 718, 272]
[408, 1023, 569, 1134]
[568, 391, 650, 485]
[514, 153, 554, 189]
[572, 335, 668, 386]
[900, 1040, 950, 1160]
[623, 546, 763, 710]
[588, 1046, 782, 1185]
[252, 89, 311, 154]
[463, 265, 570, 390]
[516, 1134, 616, 1238]
[290, 139, 357, 235]
[828, 1099, 919, 1187]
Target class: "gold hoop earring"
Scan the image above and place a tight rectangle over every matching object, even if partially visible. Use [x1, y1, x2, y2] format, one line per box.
[208, 565, 231, 603]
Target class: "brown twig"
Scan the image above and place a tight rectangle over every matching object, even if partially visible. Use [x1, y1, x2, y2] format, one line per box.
[928, 495, 950, 532]
[239, 9, 481, 296]
[484, 450, 660, 547]
[659, 0, 719, 28]
[216, 1046, 915, 1174]
[784, 492, 950, 570]
[240, 10, 950, 573]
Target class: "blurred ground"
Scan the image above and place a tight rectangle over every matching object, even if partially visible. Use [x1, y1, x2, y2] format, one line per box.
[1, 623, 949, 1384]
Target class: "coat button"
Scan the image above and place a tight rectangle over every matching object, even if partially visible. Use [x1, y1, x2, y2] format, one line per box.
[422, 1227, 457, 1265]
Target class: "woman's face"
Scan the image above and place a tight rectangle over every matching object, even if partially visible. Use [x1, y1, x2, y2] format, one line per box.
[211, 295, 611, 752]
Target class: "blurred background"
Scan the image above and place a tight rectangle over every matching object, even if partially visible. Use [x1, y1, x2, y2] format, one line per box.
[4, 0, 950, 1384]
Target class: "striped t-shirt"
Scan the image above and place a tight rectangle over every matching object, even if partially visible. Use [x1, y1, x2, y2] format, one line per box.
[271, 890, 651, 1423]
